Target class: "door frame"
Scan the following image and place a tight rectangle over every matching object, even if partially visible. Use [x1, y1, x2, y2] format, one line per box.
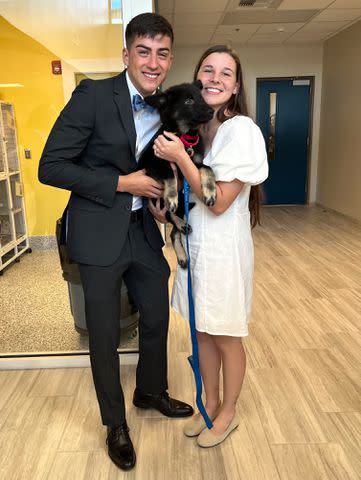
[256, 76, 315, 205]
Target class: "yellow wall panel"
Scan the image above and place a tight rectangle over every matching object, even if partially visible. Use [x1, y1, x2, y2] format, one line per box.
[0, 15, 68, 236]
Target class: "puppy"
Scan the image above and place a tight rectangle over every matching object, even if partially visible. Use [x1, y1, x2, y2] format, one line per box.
[137, 80, 216, 268]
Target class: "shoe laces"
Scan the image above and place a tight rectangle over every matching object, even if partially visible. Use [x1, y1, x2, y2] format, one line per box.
[106, 424, 129, 444]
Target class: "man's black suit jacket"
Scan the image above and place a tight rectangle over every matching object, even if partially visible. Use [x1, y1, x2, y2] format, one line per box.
[39, 71, 164, 266]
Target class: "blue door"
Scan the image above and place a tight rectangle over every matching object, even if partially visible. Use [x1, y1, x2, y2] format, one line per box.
[256, 79, 311, 205]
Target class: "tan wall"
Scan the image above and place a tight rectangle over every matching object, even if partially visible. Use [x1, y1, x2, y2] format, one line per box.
[317, 20, 361, 222]
[165, 44, 323, 203]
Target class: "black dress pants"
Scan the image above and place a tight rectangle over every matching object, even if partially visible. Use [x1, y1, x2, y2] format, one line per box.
[79, 218, 170, 426]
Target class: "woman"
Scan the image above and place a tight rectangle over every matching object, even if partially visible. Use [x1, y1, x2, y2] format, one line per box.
[150, 45, 268, 447]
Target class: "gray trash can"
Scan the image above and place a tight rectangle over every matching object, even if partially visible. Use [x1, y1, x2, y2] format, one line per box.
[56, 218, 138, 340]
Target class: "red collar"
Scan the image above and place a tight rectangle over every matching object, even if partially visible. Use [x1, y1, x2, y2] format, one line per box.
[179, 133, 200, 149]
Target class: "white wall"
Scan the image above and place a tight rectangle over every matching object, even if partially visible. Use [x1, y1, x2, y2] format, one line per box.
[165, 44, 323, 204]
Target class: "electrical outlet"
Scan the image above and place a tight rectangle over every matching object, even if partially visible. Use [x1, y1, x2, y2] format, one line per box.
[24, 149, 31, 159]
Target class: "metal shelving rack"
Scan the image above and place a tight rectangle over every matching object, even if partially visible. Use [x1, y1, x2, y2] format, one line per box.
[0, 101, 31, 275]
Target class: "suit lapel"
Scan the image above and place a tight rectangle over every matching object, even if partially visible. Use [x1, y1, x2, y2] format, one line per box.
[113, 71, 136, 158]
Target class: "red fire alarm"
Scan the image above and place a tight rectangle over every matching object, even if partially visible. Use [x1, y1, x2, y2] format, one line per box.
[51, 60, 62, 75]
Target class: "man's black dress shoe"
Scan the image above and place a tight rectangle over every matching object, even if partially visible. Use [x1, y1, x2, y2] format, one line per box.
[106, 422, 136, 471]
[133, 389, 193, 417]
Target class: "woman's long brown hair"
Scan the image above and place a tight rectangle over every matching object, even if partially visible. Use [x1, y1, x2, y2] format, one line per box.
[194, 45, 263, 228]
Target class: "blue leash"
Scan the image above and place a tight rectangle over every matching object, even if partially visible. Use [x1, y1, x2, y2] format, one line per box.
[183, 179, 213, 429]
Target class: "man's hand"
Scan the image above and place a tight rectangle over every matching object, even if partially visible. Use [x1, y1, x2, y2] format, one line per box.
[117, 170, 164, 198]
[148, 198, 168, 224]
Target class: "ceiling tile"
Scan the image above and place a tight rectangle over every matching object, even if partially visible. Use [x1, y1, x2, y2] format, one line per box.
[211, 34, 251, 45]
[174, 33, 213, 46]
[211, 27, 257, 42]
[300, 20, 351, 32]
[278, 0, 333, 9]
[286, 37, 323, 44]
[329, 0, 361, 7]
[247, 32, 292, 44]
[214, 24, 261, 35]
[312, 8, 361, 20]
[174, 25, 215, 32]
[287, 32, 330, 42]
[173, 12, 222, 27]
[222, 10, 318, 24]
[246, 38, 285, 45]
[173, 26, 215, 42]
[175, 0, 228, 13]
[226, 0, 274, 10]
[257, 22, 305, 33]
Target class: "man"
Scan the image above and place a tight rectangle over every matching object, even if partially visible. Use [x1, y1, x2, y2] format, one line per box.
[39, 13, 193, 471]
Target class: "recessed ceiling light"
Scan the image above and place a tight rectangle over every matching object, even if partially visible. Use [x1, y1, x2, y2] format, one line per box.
[276, 26, 285, 32]
[0, 83, 24, 88]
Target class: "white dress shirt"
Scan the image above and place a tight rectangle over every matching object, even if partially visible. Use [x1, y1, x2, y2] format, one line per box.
[125, 71, 161, 211]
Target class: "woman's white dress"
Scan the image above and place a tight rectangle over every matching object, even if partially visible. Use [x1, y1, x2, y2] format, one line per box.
[171, 115, 268, 337]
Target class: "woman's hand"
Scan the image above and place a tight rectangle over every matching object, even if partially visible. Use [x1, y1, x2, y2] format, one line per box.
[153, 131, 185, 164]
[148, 198, 168, 224]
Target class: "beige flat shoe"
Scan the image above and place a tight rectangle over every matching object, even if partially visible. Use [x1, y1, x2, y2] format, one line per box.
[183, 405, 221, 437]
[197, 416, 239, 448]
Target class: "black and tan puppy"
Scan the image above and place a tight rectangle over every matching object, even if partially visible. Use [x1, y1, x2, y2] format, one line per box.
[137, 80, 216, 268]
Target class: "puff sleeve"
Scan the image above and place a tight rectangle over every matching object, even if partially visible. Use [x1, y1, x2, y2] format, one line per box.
[208, 116, 268, 185]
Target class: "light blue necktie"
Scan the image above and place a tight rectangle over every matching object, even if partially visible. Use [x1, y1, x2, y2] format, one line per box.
[132, 94, 155, 113]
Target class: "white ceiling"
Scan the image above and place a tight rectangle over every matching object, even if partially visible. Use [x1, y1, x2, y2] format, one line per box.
[0, 0, 123, 59]
[158, 0, 361, 46]
[1, 0, 361, 58]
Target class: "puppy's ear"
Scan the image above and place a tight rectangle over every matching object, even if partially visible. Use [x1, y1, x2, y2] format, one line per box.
[144, 92, 168, 109]
[193, 79, 203, 90]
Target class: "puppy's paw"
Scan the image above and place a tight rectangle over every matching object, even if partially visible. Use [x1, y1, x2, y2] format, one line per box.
[202, 181, 217, 206]
[203, 195, 216, 206]
[203, 189, 217, 206]
[178, 258, 188, 269]
[175, 244, 188, 269]
[165, 195, 178, 213]
[180, 221, 192, 235]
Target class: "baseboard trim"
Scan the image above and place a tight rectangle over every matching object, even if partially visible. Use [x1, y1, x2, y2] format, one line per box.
[29, 235, 57, 250]
[315, 203, 361, 225]
[0, 352, 139, 370]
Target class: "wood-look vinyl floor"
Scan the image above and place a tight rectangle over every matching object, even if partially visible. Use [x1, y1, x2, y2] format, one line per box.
[0, 206, 360, 479]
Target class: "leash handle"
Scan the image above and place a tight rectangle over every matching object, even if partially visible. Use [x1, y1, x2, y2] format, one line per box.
[183, 179, 213, 429]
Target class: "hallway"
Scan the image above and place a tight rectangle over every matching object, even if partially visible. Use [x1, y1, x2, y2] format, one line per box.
[0, 205, 360, 479]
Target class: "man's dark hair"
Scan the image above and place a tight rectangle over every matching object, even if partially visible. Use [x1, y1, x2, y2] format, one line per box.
[125, 13, 174, 48]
